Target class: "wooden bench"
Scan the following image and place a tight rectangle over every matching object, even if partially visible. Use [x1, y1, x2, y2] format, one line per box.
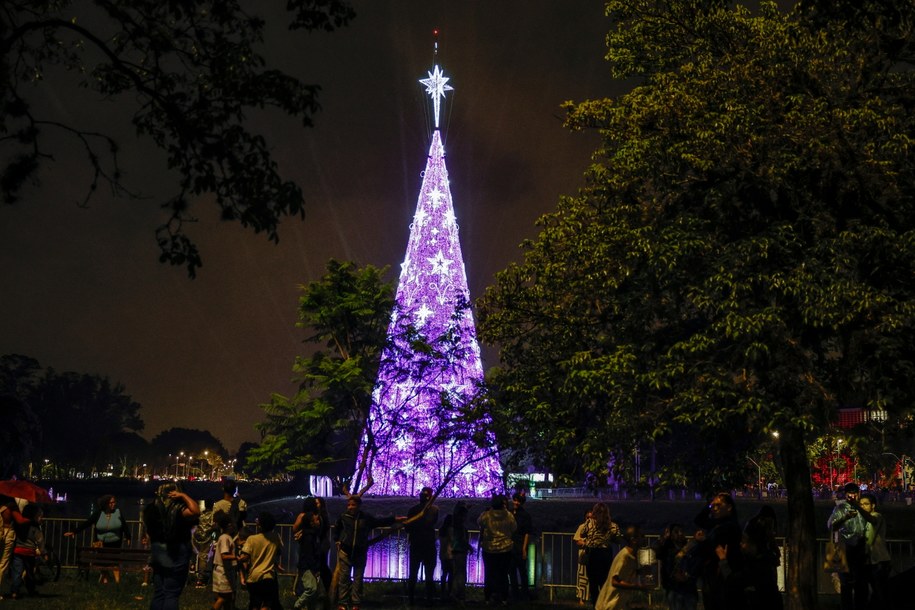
[76, 546, 150, 580]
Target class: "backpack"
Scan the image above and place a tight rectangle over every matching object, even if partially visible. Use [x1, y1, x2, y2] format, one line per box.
[193, 510, 217, 546]
[144, 498, 185, 545]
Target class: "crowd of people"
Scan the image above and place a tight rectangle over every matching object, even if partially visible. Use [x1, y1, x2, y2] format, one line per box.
[319, 488, 534, 610]
[0, 481, 900, 609]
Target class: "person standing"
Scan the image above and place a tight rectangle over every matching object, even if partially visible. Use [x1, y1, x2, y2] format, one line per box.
[64, 494, 132, 583]
[855, 492, 892, 608]
[406, 486, 439, 605]
[313, 497, 333, 587]
[293, 497, 324, 601]
[192, 503, 215, 589]
[743, 506, 782, 610]
[9, 504, 44, 600]
[240, 512, 284, 610]
[594, 525, 651, 610]
[477, 494, 516, 605]
[573, 510, 591, 605]
[333, 495, 403, 610]
[438, 510, 454, 601]
[213, 478, 247, 533]
[693, 492, 743, 610]
[448, 501, 472, 603]
[142, 482, 201, 610]
[578, 502, 623, 605]
[653, 523, 698, 610]
[211, 511, 238, 610]
[509, 492, 533, 601]
[827, 483, 868, 610]
[0, 494, 30, 600]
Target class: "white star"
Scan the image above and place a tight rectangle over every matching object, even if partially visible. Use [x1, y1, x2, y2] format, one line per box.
[461, 462, 477, 475]
[428, 250, 453, 277]
[415, 303, 434, 327]
[419, 65, 453, 128]
[429, 188, 445, 209]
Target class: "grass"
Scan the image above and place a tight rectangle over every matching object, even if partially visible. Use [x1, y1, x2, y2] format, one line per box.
[4, 570, 851, 610]
[8, 570, 645, 610]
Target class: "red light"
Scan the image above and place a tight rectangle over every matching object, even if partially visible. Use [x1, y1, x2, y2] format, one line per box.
[433, 28, 439, 36]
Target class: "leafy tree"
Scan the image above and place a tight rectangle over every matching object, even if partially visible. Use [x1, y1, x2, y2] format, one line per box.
[234, 440, 258, 478]
[250, 259, 500, 497]
[1, 0, 355, 276]
[248, 259, 394, 478]
[479, 2, 915, 608]
[149, 426, 227, 476]
[31, 368, 145, 472]
[105, 431, 153, 477]
[0, 354, 42, 477]
[1, 354, 146, 474]
[0, 393, 40, 479]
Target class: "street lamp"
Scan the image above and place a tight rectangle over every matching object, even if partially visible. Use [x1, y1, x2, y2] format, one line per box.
[882, 453, 908, 492]
[747, 456, 762, 499]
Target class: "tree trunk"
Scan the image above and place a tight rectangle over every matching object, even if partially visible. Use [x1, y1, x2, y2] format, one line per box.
[781, 426, 819, 610]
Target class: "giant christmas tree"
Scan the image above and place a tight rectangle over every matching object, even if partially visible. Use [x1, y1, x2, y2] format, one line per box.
[353, 57, 502, 497]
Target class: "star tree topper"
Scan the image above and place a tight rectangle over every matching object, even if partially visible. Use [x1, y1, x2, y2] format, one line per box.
[420, 65, 453, 129]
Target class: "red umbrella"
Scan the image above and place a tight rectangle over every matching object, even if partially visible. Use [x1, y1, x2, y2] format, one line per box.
[0, 479, 52, 503]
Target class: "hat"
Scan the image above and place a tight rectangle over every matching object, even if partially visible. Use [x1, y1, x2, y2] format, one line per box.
[843, 482, 860, 493]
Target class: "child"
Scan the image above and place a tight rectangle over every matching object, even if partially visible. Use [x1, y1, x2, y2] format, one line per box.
[239, 513, 283, 610]
[211, 511, 238, 610]
[10, 505, 45, 600]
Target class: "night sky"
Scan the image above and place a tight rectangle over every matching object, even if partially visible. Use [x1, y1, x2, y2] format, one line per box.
[0, 1, 621, 452]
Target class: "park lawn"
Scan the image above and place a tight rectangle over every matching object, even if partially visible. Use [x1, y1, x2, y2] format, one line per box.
[9, 570, 595, 610]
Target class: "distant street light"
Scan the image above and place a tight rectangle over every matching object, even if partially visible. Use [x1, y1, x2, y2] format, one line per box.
[882, 452, 908, 492]
[747, 456, 763, 499]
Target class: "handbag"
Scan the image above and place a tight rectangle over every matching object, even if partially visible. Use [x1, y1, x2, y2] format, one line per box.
[579, 547, 590, 567]
[823, 534, 848, 573]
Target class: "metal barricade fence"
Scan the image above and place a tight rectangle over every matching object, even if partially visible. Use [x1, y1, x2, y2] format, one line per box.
[42, 518, 915, 598]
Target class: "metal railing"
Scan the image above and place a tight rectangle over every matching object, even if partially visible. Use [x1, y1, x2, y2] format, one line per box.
[43, 517, 915, 599]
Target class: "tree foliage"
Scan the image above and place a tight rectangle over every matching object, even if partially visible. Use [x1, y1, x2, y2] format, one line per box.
[249, 259, 499, 496]
[479, 2, 915, 608]
[248, 259, 395, 478]
[0, 0, 354, 276]
[0, 353, 146, 475]
[149, 427, 227, 475]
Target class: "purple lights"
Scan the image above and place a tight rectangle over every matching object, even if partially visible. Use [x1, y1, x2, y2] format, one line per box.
[355, 124, 503, 497]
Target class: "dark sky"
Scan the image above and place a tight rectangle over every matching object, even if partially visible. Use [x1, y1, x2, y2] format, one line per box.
[0, 1, 620, 452]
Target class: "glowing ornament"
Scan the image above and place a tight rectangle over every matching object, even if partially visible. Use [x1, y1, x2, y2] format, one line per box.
[419, 66, 453, 128]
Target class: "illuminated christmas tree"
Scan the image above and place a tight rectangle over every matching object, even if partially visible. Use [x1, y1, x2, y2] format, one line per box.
[353, 55, 502, 497]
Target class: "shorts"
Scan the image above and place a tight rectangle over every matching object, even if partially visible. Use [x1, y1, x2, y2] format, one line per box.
[212, 564, 233, 594]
